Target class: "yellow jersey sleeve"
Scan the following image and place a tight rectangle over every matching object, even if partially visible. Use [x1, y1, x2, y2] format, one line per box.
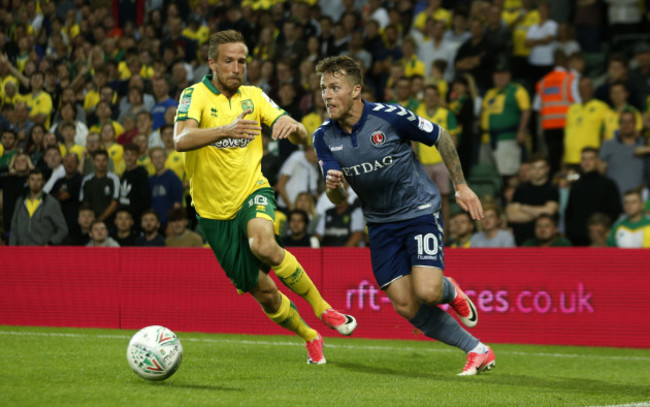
[515, 85, 531, 110]
[177, 85, 204, 123]
[255, 88, 287, 128]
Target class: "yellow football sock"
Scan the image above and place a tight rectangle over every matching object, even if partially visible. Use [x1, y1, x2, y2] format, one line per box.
[273, 250, 330, 317]
[265, 292, 318, 342]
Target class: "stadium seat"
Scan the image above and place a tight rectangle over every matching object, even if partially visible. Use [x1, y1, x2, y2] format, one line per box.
[468, 164, 503, 205]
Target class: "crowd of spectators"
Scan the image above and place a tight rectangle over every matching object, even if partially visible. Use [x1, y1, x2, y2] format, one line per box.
[1, 0, 650, 249]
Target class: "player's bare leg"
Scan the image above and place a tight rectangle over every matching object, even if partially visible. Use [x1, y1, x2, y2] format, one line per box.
[384, 273, 494, 375]
[247, 217, 357, 335]
[412, 267, 478, 328]
[250, 270, 325, 364]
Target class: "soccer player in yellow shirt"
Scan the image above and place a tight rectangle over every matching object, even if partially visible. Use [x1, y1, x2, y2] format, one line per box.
[173, 30, 357, 365]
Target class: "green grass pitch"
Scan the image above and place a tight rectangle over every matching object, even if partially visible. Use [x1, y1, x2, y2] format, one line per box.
[1, 325, 649, 407]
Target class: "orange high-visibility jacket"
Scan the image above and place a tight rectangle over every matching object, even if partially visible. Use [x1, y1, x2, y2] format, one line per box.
[536, 68, 576, 130]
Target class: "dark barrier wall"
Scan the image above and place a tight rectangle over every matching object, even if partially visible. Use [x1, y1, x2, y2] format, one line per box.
[1, 247, 648, 348]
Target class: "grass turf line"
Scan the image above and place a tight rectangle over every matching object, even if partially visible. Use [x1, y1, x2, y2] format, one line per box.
[1, 326, 649, 407]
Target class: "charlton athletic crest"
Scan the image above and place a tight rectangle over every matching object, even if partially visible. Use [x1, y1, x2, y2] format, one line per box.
[370, 131, 386, 146]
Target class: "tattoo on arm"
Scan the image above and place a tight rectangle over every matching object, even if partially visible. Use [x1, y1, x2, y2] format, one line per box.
[437, 128, 466, 187]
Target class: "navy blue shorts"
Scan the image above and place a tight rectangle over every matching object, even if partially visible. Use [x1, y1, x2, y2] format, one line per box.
[367, 213, 445, 289]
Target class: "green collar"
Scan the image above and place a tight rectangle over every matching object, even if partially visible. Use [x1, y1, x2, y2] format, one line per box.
[201, 74, 241, 95]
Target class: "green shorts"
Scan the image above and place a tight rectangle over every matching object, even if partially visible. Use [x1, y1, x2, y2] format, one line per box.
[198, 187, 281, 293]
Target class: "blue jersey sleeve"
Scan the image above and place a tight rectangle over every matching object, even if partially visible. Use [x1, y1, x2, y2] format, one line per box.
[375, 104, 441, 146]
[313, 126, 342, 181]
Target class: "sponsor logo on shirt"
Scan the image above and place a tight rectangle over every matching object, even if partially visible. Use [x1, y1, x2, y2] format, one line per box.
[330, 145, 344, 151]
[211, 138, 253, 149]
[418, 117, 434, 133]
[341, 156, 394, 177]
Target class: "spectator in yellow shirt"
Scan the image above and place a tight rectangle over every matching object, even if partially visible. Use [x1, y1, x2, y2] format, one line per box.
[21, 71, 53, 130]
[564, 77, 610, 166]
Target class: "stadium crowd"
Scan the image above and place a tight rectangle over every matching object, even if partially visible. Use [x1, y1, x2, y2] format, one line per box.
[1, 0, 650, 248]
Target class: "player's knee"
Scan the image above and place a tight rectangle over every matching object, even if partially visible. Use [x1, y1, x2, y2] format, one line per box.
[249, 236, 282, 264]
[392, 300, 418, 319]
[415, 285, 443, 306]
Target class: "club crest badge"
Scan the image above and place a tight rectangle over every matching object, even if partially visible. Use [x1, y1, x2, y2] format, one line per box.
[370, 131, 386, 146]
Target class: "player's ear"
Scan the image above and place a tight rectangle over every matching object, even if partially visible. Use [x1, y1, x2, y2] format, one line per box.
[352, 85, 361, 99]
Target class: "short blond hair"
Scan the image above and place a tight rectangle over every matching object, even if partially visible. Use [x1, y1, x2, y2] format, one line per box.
[209, 30, 246, 60]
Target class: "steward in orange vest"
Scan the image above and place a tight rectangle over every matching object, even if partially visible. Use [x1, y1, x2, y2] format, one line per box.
[536, 67, 576, 130]
[534, 51, 580, 175]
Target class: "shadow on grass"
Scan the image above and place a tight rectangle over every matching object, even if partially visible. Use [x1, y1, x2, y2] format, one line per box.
[333, 362, 650, 398]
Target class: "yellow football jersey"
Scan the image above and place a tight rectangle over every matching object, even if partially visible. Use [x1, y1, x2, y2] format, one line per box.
[415, 106, 458, 165]
[165, 149, 186, 182]
[21, 91, 53, 130]
[563, 99, 609, 164]
[175, 75, 286, 220]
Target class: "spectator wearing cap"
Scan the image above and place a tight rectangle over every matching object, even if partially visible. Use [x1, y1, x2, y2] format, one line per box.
[165, 207, 203, 248]
[481, 60, 531, 178]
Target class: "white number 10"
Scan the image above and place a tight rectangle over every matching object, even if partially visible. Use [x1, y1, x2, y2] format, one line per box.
[414, 233, 438, 256]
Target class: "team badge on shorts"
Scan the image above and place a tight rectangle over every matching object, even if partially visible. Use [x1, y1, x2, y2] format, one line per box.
[370, 131, 386, 146]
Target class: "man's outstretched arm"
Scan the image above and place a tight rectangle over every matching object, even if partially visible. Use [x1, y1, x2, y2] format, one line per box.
[437, 128, 484, 220]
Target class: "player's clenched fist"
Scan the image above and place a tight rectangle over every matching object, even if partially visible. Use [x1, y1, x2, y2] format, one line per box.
[326, 169, 344, 190]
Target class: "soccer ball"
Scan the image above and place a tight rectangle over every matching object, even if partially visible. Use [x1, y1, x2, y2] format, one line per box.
[126, 325, 183, 381]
